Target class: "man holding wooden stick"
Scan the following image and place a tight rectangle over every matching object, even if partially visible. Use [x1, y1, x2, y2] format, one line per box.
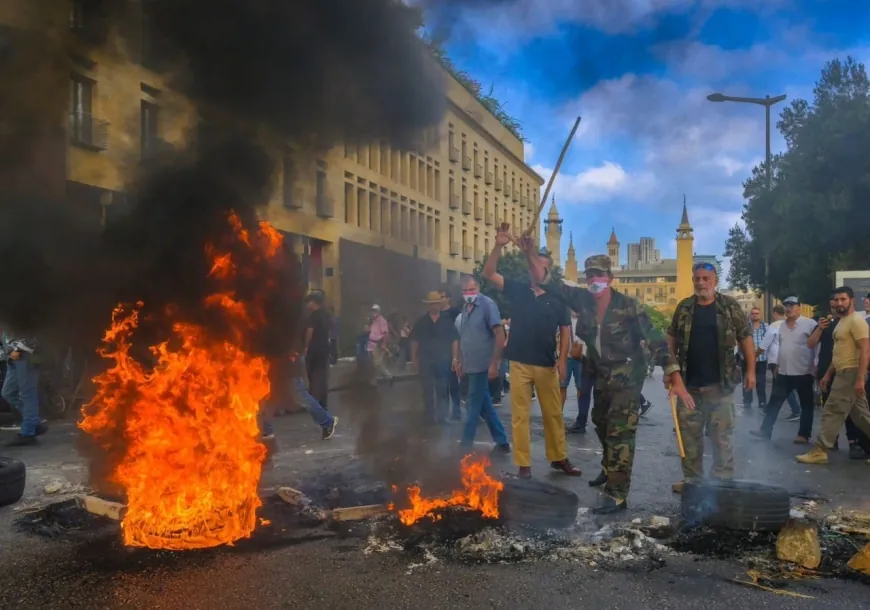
[522, 238, 681, 514]
[666, 262, 754, 493]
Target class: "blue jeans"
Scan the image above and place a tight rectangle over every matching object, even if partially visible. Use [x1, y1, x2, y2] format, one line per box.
[293, 376, 334, 429]
[419, 359, 450, 422]
[461, 372, 508, 447]
[561, 358, 592, 427]
[2, 359, 40, 436]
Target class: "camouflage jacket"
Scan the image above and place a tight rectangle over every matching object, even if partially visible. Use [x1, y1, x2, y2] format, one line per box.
[668, 293, 750, 391]
[542, 280, 677, 389]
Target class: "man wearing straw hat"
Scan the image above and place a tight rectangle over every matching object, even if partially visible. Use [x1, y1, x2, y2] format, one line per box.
[523, 239, 680, 514]
[409, 291, 459, 424]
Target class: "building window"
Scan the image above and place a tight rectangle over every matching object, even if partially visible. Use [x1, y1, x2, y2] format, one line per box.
[282, 151, 296, 208]
[140, 100, 159, 157]
[69, 75, 106, 150]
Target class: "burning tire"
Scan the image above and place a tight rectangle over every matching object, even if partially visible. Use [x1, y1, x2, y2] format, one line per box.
[681, 479, 790, 532]
[0, 456, 26, 507]
[500, 478, 579, 530]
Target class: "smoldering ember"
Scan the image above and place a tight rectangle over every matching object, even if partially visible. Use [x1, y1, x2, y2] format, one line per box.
[1, 0, 870, 608]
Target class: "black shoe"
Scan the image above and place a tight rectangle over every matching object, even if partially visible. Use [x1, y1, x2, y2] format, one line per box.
[491, 443, 511, 457]
[639, 400, 654, 418]
[749, 429, 771, 440]
[786, 413, 801, 422]
[35, 422, 48, 436]
[591, 496, 627, 514]
[849, 443, 868, 460]
[322, 417, 338, 440]
[566, 423, 586, 434]
[518, 466, 532, 479]
[7, 434, 37, 447]
[589, 470, 607, 487]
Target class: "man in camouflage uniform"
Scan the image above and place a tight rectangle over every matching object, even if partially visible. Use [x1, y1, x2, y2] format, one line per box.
[667, 262, 755, 493]
[527, 251, 686, 514]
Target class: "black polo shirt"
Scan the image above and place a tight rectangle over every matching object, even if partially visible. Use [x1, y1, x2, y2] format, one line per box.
[816, 318, 837, 380]
[503, 278, 571, 367]
[409, 312, 458, 363]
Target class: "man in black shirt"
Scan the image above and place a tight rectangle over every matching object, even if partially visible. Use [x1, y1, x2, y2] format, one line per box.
[807, 295, 870, 459]
[483, 233, 581, 478]
[303, 292, 332, 409]
[410, 291, 460, 423]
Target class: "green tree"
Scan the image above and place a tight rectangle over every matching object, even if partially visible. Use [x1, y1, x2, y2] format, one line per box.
[472, 250, 562, 318]
[641, 304, 669, 342]
[724, 57, 870, 310]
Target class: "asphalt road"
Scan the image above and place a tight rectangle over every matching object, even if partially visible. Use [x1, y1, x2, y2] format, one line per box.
[0, 371, 867, 609]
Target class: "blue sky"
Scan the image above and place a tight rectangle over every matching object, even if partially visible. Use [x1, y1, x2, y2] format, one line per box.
[426, 0, 870, 277]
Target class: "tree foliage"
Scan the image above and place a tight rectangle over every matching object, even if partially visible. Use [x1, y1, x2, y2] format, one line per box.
[473, 249, 562, 318]
[724, 57, 870, 309]
[641, 304, 669, 342]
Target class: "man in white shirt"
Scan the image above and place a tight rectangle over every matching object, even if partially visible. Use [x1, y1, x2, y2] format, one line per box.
[757, 305, 801, 419]
[752, 297, 818, 443]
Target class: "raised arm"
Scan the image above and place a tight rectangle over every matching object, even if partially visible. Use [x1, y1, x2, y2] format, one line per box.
[482, 223, 514, 292]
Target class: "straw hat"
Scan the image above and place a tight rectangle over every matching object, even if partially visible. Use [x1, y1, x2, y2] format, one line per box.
[422, 291, 443, 304]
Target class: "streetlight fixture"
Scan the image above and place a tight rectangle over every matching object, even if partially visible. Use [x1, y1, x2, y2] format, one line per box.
[707, 92, 787, 321]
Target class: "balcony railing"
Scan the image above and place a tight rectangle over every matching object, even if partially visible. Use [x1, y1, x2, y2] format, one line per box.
[475, 250, 483, 261]
[512, 189, 519, 202]
[450, 241, 460, 256]
[485, 213, 494, 226]
[283, 187, 304, 210]
[504, 184, 512, 198]
[462, 246, 472, 260]
[474, 164, 482, 178]
[449, 147, 459, 162]
[316, 193, 334, 218]
[494, 178, 503, 191]
[520, 195, 529, 208]
[462, 200, 471, 215]
[449, 194, 459, 210]
[485, 171, 493, 185]
[69, 112, 109, 151]
[462, 155, 471, 171]
[474, 206, 483, 221]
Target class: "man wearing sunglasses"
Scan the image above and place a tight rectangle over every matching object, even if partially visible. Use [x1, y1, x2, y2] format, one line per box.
[524, 243, 680, 514]
[667, 262, 754, 493]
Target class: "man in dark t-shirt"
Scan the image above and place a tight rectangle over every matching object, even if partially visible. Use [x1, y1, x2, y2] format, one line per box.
[303, 292, 332, 409]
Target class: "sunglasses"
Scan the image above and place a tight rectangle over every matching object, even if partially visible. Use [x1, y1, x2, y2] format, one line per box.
[692, 262, 716, 272]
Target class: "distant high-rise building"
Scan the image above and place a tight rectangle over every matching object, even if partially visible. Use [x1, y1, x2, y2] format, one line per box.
[627, 243, 641, 269]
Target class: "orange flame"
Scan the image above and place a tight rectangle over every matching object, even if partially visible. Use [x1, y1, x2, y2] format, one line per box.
[390, 454, 503, 526]
[79, 214, 285, 551]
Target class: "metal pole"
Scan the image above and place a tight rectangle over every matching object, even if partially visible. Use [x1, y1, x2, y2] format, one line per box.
[764, 99, 773, 322]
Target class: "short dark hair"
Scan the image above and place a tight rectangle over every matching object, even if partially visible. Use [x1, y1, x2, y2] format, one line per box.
[773, 305, 785, 315]
[305, 291, 324, 305]
[834, 286, 854, 298]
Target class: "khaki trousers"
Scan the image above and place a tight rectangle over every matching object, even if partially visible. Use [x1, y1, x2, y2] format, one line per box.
[817, 368, 870, 450]
[510, 362, 567, 467]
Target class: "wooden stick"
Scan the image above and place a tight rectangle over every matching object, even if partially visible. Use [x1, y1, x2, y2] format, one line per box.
[80, 495, 126, 521]
[525, 116, 582, 236]
[330, 504, 390, 522]
[670, 394, 686, 459]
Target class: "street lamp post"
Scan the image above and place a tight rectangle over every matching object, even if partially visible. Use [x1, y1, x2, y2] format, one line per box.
[707, 92, 787, 322]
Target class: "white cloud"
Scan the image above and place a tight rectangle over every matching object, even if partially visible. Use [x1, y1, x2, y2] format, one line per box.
[532, 161, 656, 203]
[523, 141, 535, 161]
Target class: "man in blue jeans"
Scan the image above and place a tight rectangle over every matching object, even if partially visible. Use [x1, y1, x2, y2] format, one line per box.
[454, 275, 510, 454]
[262, 356, 337, 441]
[1, 332, 47, 446]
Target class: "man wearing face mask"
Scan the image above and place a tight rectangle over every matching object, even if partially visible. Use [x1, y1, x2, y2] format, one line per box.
[453, 275, 511, 454]
[667, 262, 754, 493]
[525, 245, 680, 514]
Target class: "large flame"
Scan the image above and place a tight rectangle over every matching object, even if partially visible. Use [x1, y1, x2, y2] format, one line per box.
[390, 454, 503, 526]
[79, 214, 284, 551]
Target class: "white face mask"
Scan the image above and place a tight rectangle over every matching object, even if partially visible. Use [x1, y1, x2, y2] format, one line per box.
[463, 293, 478, 304]
[588, 280, 610, 294]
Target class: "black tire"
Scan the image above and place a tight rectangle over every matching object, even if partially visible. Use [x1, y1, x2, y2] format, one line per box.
[0, 456, 26, 507]
[500, 477, 579, 529]
[681, 478, 790, 532]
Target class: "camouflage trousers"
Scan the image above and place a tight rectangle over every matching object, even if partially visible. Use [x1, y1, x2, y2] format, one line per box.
[590, 382, 643, 500]
[676, 386, 734, 481]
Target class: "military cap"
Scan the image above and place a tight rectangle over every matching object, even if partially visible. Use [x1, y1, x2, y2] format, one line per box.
[584, 254, 611, 273]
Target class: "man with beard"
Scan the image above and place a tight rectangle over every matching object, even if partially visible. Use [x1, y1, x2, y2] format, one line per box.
[524, 245, 681, 514]
[668, 263, 754, 493]
[798, 286, 870, 465]
[806, 293, 870, 459]
[484, 227, 580, 482]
